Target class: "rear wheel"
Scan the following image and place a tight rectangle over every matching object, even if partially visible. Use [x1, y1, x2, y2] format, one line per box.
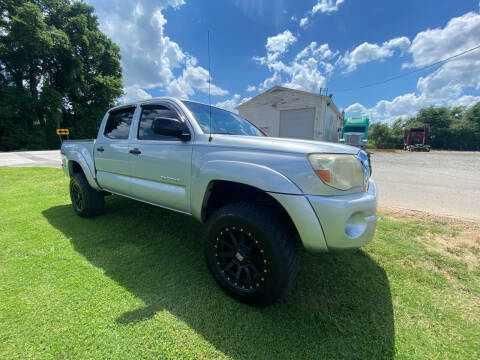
[204, 202, 298, 307]
[69, 172, 104, 217]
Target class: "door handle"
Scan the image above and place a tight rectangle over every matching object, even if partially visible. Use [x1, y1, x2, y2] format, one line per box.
[129, 148, 141, 155]
[96, 146, 104, 152]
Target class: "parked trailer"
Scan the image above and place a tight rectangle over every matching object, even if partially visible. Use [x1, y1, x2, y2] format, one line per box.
[404, 127, 430, 152]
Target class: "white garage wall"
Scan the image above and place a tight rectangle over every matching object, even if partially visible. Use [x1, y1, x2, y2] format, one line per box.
[238, 88, 342, 142]
[239, 104, 278, 136]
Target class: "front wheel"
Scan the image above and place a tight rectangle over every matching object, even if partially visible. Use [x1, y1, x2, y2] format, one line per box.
[204, 202, 298, 307]
[69, 172, 104, 217]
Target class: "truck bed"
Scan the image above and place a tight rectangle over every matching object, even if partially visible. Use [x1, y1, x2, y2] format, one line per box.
[62, 139, 95, 144]
[61, 139, 96, 170]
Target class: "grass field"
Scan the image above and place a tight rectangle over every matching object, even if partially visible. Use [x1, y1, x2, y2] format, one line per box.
[1, 167, 479, 359]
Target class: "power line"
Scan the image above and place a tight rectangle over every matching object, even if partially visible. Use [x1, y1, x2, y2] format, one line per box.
[331, 44, 480, 92]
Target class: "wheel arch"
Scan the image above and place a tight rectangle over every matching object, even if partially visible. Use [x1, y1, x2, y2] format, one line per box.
[199, 180, 300, 244]
[67, 155, 101, 191]
[191, 160, 302, 219]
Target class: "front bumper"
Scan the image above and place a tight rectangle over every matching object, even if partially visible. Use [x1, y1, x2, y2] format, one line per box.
[308, 179, 377, 250]
[269, 179, 377, 253]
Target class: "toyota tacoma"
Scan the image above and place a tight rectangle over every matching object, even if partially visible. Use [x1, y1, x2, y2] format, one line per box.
[61, 98, 377, 307]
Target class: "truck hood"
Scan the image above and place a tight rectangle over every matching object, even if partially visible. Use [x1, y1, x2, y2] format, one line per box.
[208, 135, 360, 155]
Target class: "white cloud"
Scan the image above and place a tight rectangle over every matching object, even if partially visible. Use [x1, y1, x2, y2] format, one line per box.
[416, 54, 480, 100]
[166, 58, 228, 98]
[246, 85, 257, 92]
[87, 0, 226, 101]
[254, 30, 297, 65]
[346, 93, 426, 123]
[407, 12, 480, 68]
[312, 0, 345, 14]
[346, 92, 480, 124]
[300, 0, 344, 27]
[410, 12, 480, 102]
[123, 85, 153, 103]
[133, 2, 144, 18]
[344, 102, 367, 114]
[283, 58, 329, 92]
[346, 12, 480, 123]
[339, 37, 410, 73]
[258, 72, 283, 91]
[253, 33, 337, 93]
[215, 94, 251, 113]
[266, 30, 297, 54]
[295, 42, 337, 61]
[454, 94, 480, 108]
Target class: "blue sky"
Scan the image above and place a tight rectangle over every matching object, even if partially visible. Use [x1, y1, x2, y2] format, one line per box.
[86, 0, 480, 122]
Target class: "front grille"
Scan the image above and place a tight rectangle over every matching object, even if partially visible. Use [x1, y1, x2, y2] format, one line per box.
[357, 151, 371, 192]
[345, 134, 361, 145]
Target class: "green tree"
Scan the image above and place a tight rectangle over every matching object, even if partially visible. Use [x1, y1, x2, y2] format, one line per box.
[0, 0, 122, 150]
[368, 123, 394, 149]
[390, 117, 406, 145]
[464, 102, 480, 131]
[416, 107, 452, 129]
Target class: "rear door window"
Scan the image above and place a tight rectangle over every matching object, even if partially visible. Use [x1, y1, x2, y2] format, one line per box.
[104, 107, 135, 139]
[138, 104, 181, 140]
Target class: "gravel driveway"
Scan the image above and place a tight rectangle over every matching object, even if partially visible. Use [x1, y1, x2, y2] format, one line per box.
[371, 151, 480, 222]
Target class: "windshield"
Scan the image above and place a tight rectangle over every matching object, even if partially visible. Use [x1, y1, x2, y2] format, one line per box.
[344, 126, 366, 133]
[182, 101, 264, 137]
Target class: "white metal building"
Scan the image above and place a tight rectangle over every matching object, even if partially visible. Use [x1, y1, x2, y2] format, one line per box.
[237, 86, 344, 142]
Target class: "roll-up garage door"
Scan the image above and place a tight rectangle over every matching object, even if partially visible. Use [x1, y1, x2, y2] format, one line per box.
[279, 108, 315, 140]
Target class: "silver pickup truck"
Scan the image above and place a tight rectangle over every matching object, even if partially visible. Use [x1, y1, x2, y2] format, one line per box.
[61, 98, 377, 307]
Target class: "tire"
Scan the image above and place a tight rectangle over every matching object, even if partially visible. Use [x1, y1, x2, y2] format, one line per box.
[69, 172, 104, 217]
[204, 201, 299, 307]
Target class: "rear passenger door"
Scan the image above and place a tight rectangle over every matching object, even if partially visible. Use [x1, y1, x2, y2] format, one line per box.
[129, 103, 193, 213]
[94, 106, 137, 196]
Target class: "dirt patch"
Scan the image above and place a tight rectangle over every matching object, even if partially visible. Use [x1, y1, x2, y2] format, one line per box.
[380, 208, 480, 269]
[425, 234, 478, 270]
[380, 207, 480, 228]
[369, 149, 401, 153]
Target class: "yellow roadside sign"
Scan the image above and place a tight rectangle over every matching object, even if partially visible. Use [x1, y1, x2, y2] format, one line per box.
[56, 129, 69, 135]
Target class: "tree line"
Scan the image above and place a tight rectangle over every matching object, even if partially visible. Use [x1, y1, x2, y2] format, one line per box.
[368, 102, 480, 151]
[0, 0, 122, 151]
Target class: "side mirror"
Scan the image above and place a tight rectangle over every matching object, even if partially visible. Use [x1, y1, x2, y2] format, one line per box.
[151, 117, 191, 141]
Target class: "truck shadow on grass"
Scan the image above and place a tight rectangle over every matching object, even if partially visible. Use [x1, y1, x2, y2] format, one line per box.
[43, 195, 394, 359]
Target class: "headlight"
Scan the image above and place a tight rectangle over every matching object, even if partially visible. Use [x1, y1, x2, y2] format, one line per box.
[308, 154, 365, 191]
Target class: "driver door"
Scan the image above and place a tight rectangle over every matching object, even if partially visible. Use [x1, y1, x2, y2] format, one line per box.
[129, 103, 193, 214]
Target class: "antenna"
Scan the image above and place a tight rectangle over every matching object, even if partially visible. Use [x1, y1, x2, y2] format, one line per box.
[208, 30, 213, 142]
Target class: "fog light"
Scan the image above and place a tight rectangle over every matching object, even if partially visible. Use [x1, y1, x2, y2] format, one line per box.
[345, 212, 367, 239]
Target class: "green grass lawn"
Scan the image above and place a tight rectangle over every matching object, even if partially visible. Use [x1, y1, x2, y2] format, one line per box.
[0, 167, 479, 359]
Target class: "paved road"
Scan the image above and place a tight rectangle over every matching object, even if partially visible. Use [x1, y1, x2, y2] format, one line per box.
[2, 149, 479, 221]
[0, 150, 61, 167]
[371, 151, 480, 222]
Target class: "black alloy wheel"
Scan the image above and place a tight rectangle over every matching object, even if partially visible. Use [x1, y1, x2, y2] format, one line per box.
[215, 226, 267, 291]
[70, 181, 85, 212]
[204, 201, 299, 307]
[69, 172, 104, 217]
